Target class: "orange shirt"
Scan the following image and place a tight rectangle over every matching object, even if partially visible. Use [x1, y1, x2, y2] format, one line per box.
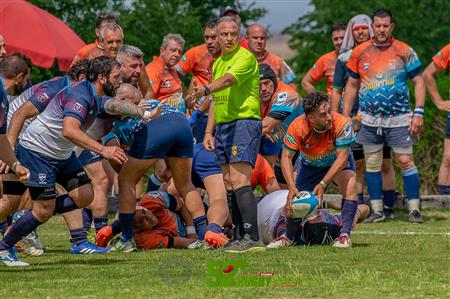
[177, 44, 215, 86]
[145, 56, 182, 100]
[433, 43, 450, 71]
[283, 112, 354, 167]
[71, 40, 101, 67]
[307, 50, 338, 95]
[258, 51, 297, 85]
[251, 155, 276, 192]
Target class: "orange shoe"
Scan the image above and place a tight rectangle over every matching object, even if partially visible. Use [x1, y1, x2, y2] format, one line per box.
[96, 226, 113, 247]
[204, 231, 230, 248]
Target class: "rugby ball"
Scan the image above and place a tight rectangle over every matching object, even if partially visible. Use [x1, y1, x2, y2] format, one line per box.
[291, 191, 319, 219]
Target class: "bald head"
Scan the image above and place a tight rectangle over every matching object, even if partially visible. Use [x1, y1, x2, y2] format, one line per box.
[0, 35, 6, 61]
[116, 83, 142, 105]
[246, 23, 267, 56]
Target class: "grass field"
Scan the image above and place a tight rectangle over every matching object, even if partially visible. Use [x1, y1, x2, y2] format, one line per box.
[1, 209, 449, 299]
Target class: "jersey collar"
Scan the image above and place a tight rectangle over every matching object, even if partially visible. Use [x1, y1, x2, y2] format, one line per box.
[87, 80, 101, 106]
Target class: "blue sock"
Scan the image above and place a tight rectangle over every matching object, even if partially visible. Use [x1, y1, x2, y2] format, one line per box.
[54, 195, 79, 215]
[119, 213, 134, 242]
[206, 223, 222, 234]
[111, 220, 122, 235]
[357, 193, 364, 205]
[146, 173, 162, 192]
[82, 208, 93, 231]
[383, 190, 396, 209]
[365, 171, 383, 200]
[69, 228, 87, 246]
[402, 167, 420, 200]
[0, 221, 8, 235]
[341, 199, 358, 236]
[94, 217, 109, 233]
[438, 185, 449, 195]
[193, 215, 207, 241]
[0, 210, 42, 250]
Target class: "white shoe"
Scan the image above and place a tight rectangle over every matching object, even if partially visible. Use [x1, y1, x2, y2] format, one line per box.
[266, 235, 293, 249]
[187, 240, 211, 250]
[18, 231, 44, 257]
[332, 234, 352, 248]
[0, 249, 29, 267]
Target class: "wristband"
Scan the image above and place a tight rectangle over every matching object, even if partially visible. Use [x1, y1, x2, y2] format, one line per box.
[204, 86, 211, 96]
[12, 161, 19, 173]
[413, 106, 424, 117]
[319, 180, 327, 188]
[186, 226, 196, 235]
[143, 110, 152, 119]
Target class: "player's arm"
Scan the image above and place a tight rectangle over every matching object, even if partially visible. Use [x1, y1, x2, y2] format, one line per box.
[191, 73, 236, 100]
[103, 98, 163, 119]
[104, 135, 122, 173]
[331, 59, 346, 112]
[63, 117, 127, 165]
[280, 148, 299, 200]
[203, 100, 216, 151]
[0, 134, 29, 181]
[331, 88, 343, 113]
[424, 62, 450, 112]
[173, 237, 198, 248]
[138, 68, 155, 99]
[301, 72, 318, 94]
[7, 101, 40, 148]
[342, 76, 359, 117]
[409, 74, 426, 136]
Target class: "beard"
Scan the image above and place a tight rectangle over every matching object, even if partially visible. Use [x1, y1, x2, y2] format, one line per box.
[102, 80, 116, 97]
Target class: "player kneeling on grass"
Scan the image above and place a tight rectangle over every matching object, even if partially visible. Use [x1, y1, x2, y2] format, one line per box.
[96, 191, 197, 249]
[281, 92, 358, 248]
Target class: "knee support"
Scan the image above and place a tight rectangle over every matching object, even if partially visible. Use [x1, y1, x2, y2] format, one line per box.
[364, 150, 383, 172]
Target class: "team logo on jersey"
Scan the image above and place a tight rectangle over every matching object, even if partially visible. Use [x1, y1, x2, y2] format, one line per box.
[73, 103, 83, 113]
[37, 92, 49, 102]
[363, 63, 369, 70]
[376, 73, 383, 79]
[38, 173, 47, 184]
[164, 80, 172, 89]
[181, 55, 187, 62]
[231, 145, 238, 156]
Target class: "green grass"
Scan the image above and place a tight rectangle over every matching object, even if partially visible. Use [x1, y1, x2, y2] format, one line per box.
[1, 209, 449, 299]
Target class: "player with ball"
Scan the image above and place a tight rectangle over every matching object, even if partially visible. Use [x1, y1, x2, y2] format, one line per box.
[281, 92, 358, 248]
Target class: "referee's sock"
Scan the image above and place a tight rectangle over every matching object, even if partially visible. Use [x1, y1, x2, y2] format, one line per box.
[234, 186, 260, 242]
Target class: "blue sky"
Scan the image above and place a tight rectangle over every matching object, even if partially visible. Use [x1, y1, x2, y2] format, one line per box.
[243, 0, 313, 32]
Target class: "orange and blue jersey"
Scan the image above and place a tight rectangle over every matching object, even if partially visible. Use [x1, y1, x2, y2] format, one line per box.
[307, 50, 338, 96]
[283, 112, 355, 167]
[432, 43, 450, 71]
[71, 40, 101, 67]
[0, 76, 8, 134]
[347, 38, 422, 119]
[177, 44, 215, 86]
[145, 56, 182, 101]
[258, 51, 297, 85]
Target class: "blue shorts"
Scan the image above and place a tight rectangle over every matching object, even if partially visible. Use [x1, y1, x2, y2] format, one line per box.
[191, 143, 222, 189]
[77, 149, 102, 166]
[295, 154, 356, 191]
[128, 113, 194, 160]
[17, 144, 88, 191]
[215, 119, 262, 166]
[259, 135, 282, 156]
[192, 114, 208, 144]
[446, 116, 450, 139]
[356, 125, 413, 147]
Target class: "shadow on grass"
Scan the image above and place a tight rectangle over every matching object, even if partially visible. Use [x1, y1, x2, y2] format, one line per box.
[351, 243, 370, 248]
[30, 258, 126, 267]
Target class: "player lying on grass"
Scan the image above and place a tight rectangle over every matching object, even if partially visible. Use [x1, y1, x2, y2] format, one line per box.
[256, 190, 369, 248]
[96, 190, 197, 249]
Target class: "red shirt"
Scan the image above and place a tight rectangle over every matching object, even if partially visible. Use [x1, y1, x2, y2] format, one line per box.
[145, 56, 182, 100]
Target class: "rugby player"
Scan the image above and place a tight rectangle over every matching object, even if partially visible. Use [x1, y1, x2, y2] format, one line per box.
[343, 9, 425, 224]
[281, 92, 358, 248]
[301, 24, 346, 96]
[0, 35, 6, 61]
[192, 16, 264, 252]
[331, 14, 397, 222]
[423, 43, 450, 195]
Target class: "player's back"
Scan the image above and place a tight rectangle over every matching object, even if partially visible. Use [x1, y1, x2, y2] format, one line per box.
[257, 189, 288, 244]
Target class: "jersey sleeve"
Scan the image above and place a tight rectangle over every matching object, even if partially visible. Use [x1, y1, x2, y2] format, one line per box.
[308, 55, 325, 81]
[269, 90, 299, 121]
[404, 47, 422, 78]
[177, 48, 197, 76]
[279, 60, 297, 84]
[332, 58, 347, 89]
[346, 48, 361, 79]
[63, 93, 92, 123]
[226, 52, 257, 87]
[29, 83, 58, 113]
[432, 44, 450, 70]
[335, 117, 355, 150]
[283, 119, 301, 152]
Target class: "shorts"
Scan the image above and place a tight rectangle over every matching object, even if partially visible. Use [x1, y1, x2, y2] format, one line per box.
[215, 119, 262, 166]
[274, 151, 299, 185]
[77, 149, 102, 166]
[191, 143, 222, 189]
[17, 145, 90, 198]
[128, 113, 194, 160]
[356, 125, 413, 147]
[351, 142, 392, 161]
[259, 135, 282, 156]
[446, 116, 450, 139]
[192, 114, 208, 144]
[295, 153, 355, 191]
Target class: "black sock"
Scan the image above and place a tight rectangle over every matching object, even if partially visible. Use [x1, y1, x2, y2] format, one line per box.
[111, 219, 122, 235]
[234, 186, 259, 242]
[227, 190, 244, 240]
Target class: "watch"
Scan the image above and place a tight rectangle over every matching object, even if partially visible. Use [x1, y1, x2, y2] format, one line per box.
[204, 86, 211, 96]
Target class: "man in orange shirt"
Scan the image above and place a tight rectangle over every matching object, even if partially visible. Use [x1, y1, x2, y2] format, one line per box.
[246, 24, 297, 88]
[71, 11, 119, 65]
[301, 24, 346, 96]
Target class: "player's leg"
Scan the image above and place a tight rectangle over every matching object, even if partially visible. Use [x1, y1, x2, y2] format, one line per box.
[146, 159, 167, 192]
[351, 142, 366, 205]
[437, 137, 450, 195]
[381, 146, 397, 219]
[259, 135, 281, 168]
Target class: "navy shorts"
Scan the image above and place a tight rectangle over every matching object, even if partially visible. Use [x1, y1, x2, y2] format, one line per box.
[192, 114, 208, 144]
[17, 144, 89, 191]
[191, 143, 222, 189]
[128, 113, 194, 160]
[77, 149, 102, 166]
[215, 119, 262, 166]
[295, 154, 356, 191]
[446, 116, 450, 139]
[259, 135, 282, 156]
[356, 124, 413, 147]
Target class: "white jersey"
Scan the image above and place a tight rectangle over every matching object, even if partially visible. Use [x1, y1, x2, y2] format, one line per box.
[7, 88, 34, 139]
[257, 189, 288, 244]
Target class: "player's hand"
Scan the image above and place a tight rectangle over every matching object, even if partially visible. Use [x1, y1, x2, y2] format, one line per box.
[409, 115, 424, 137]
[0, 160, 9, 174]
[191, 81, 205, 100]
[436, 100, 450, 112]
[100, 146, 128, 165]
[143, 99, 167, 120]
[138, 99, 152, 110]
[286, 187, 300, 216]
[203, 133, 215, 151]
[312, 184, 325, 207]
[15, 164, 30, 183]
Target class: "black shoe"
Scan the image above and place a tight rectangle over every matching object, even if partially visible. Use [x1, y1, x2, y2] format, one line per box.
[383, 208, 395, 220]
